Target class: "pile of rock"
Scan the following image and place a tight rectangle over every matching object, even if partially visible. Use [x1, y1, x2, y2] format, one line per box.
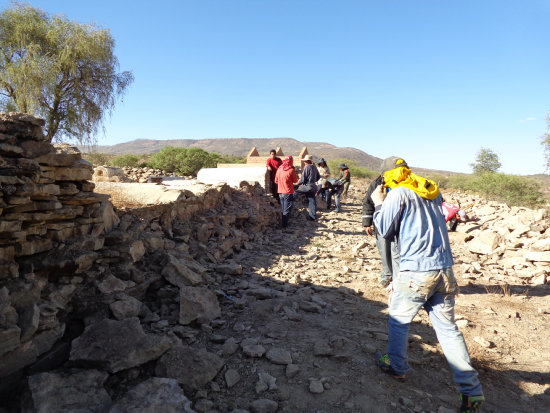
[1, 113, 283, 411]
[121, 166, 178, 183]
[443, 192, 549, 286]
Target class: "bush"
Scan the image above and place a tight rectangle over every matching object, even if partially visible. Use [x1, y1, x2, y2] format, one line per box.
[449, 172, 547, 208]
[147, 146, 220, 176]
[108, 154, 140, 168]
[424, 173, 454, 189]
[83, 151, 110, 166]
[327, 158, 378, 179]
[218, 154, 246, 164]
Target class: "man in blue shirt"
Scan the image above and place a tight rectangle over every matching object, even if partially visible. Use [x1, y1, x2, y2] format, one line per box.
[372, 156, 484, 413]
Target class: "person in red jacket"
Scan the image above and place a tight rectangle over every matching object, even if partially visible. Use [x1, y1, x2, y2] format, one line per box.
[274, 155, 298, 228]
[266, 149, 282, 203]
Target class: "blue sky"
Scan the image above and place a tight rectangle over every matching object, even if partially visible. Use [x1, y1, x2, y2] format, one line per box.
[3, 0, 549, 175]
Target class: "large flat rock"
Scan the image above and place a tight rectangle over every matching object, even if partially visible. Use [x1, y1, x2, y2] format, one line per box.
[27, 369, 112, 413]
[70, 318, 171, 373]
[108, 377, 195, 413]
[155, 345, 224, 391]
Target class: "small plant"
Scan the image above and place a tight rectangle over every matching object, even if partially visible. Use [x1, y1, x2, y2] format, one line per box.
[483, 284, 511, 297]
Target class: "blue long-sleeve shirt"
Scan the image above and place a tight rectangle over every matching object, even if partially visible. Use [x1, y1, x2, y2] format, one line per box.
[373, 187, 453, 272]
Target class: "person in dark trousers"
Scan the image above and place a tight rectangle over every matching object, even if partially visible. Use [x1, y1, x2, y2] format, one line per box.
[266, 149, 282, 203]
[297, 154, 320, 221]
[274, 155, 298, 228]
[372, 156, 484, 413]
[337, 163, 351, 200]
[362, 172, 400, 287]
[316, 158, 332, 208]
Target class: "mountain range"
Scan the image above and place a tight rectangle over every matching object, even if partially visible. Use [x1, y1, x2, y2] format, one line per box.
[88, 138, 383, 172]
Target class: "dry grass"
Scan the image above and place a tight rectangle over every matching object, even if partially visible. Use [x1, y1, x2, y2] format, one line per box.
[483, 283, 512, 297]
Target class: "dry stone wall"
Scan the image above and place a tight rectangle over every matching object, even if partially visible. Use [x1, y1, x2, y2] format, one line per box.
[0, 113, 280, 409]
[0, 113, 118, 388]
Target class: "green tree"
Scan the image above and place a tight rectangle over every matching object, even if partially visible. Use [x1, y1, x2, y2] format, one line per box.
[327, 158, 377, 179]
[542, 114, 550, 173]
[470, 148, 501, 174]
[147, 146, 220, 176]
[108, 154, 140, 167]
[0, 3, 133, 144]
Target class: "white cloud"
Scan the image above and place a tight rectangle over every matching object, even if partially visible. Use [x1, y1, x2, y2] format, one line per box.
[519, 117, 537, 123]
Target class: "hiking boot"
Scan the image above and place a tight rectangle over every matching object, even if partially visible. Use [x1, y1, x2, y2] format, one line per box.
[459, 394, 485, 412]
[374, 351, 406, 382]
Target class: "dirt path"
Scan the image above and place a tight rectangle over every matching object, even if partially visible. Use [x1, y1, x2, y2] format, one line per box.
[192, 189, 549, 412]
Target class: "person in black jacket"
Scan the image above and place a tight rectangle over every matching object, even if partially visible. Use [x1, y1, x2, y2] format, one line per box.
[297, 155, 321, 221]
[362, 169, 400, 287]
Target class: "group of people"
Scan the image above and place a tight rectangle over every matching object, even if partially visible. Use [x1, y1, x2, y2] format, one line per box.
[362, 156, 484, 413]
[266, 150, 350, 228]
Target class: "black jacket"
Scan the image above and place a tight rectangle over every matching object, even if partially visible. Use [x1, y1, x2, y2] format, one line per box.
[362, 175, 383, 227]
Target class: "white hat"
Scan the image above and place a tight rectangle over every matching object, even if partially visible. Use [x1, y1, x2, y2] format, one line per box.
[302, 155, 313, 161]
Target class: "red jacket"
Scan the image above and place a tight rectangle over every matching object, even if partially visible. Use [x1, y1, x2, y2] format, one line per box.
[274, 167, 298, 194]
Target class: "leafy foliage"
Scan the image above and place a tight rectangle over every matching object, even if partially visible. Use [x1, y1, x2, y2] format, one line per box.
[470, 148, 501, 174]
[0, 3, 133, 144]
[147, 146, 220, 176]
[326, 158, 378, 179]
[108, 154, 140, 168]
[218, 154, 246, 164]
[449, 172, 547, 208]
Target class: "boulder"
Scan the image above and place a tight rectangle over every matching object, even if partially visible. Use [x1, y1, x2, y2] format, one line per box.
[162, 254, 203, 287]
[179, 286, 221, 325]
[108, 377, 195, 413]
[70, 318, 171, 373]
[155, 345, 224, 391]
[467, 231, 504, 255]
[27, 369, 111, 413]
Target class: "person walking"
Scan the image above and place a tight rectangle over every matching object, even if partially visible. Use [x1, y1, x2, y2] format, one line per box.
[316, 158, 332, 209]
[337, 163, 351, 200]
[274, 155, 298, 228]
[297, 154, 320, 221]
[372, 156, 484, 413]
[362, 167, 400, 287]
[266, 149, 282, 203]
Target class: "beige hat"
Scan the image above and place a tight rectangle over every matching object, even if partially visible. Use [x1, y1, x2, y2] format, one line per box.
[302, 155, 313, 161]
[380, 156, 408, 174]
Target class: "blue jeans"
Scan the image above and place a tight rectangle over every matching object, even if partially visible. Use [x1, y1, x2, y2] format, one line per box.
[318, 187, 332, 209]
[376, 230, 400, 286]
[387, 268, 483, 396]
[307, 193, 317, 220]
[279, 193, 294, 227]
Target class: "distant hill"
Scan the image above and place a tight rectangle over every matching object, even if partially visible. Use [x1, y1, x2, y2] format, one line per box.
[86, 138, 385, 171]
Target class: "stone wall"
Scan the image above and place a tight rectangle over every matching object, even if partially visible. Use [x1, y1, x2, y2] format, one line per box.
[0, 113, 119, 387]
[0, 113, 280, 404]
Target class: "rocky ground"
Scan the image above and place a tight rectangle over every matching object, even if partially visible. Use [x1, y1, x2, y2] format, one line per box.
[176, 184, 549, 413]
[4, 180, 549, 413]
